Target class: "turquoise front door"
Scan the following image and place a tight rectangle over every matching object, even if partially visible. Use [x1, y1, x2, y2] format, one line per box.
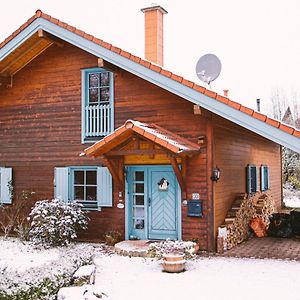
[127, 166, 179, 240]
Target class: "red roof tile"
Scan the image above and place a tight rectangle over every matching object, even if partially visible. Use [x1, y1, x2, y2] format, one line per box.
[1, 9, 300, 140]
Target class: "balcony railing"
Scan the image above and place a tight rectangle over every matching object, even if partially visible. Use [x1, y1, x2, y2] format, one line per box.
[85, 104, 111, 137]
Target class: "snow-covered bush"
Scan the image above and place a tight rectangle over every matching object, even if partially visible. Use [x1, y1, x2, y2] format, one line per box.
[0, 238, 94, 300]
[283, 147, 300, 183]
[148, 240, 197, 259]
[28, 199, 88, 248]
[283, 182, 300, 208]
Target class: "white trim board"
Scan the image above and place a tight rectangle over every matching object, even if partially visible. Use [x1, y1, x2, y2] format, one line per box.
[1, 18, 300, 153]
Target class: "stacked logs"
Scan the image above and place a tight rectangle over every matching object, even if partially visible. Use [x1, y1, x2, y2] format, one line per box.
[221, 192, 276, 250]
[252, 192, 276, 226]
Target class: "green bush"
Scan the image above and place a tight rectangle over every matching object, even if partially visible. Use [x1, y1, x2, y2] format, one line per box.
[288, 176, 300, 190]
[104, 230, 122, 246]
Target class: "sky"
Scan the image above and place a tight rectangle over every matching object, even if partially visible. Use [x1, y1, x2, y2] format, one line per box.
[1, 0, 300, 115]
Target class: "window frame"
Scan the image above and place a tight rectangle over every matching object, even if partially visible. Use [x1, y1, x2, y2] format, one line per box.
[81, 67, 114, 144]
[260, 165, 270, 191]
[69, 166, 98, 210]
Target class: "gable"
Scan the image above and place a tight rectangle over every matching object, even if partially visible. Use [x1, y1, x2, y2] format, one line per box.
[1, 10, 300, 153]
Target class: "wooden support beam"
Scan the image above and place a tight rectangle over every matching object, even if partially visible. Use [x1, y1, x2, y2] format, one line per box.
[170, 156, 186, 194]
[38, 29, 64, 47]
[118, 157, 124, 187]
[97, 58, 115, 71]
[193, 105, 202, 115]
[0, 38, 47, 75]
[98, 58, 105, 68]
[0, 76, 12, 87]
[103, 157, 123, 189]
[149, 143, 155, 159]
[133, 136, 140, 150]
[106, 149, 167, 156]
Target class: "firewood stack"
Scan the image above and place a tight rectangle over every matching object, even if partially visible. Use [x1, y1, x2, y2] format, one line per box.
[252, 192, 276, 226]
[221, 192, 276, 250]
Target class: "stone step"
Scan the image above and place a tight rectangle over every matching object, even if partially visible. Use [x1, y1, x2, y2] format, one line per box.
[114, 240, 151, 257]
[57, 285, 108, 300]
[73, 264, 96, 285]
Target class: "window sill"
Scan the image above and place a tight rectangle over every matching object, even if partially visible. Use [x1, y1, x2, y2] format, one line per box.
[75, 201, 101, 212]
[82, 136, 106, 144]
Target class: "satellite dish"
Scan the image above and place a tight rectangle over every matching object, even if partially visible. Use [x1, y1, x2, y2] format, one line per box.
[196, 54, 222, 85]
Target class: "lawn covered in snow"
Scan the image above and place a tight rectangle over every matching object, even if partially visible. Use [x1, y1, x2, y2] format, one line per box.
[94, 254, 300, 300]
[0, 238, 94, 299]
[2, 238, 300, 300]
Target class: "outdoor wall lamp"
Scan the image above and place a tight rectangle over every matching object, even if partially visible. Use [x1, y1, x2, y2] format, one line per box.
[211, 167, 221, 182]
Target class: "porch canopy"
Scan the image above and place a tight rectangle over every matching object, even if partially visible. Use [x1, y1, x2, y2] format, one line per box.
[83, 120, 201, 195]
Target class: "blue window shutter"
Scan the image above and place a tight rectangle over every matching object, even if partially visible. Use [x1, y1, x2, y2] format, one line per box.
[54, 167, 69, 202]
[246, 165, 251, 194]
[0, 167, 12, 204]
[261, 166, 270, 191]
[97, 167, 113, 208]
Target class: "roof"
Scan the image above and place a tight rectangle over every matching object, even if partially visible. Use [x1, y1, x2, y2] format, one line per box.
[1, 10, 300, 153]
[83, 120, 200, 157]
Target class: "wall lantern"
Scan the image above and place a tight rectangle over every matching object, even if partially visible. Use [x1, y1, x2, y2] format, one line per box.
[211, 167, 220, 182]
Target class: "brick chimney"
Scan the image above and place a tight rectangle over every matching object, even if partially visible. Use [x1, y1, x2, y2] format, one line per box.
[141, 4, 168, 66]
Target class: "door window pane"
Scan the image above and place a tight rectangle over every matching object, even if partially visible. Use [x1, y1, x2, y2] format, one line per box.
[134, 183, 144, 193]
[134, 195, 144, 205]
[134, 171, 144, 181]
[134, 219, 144, 229]
[133, 207, 144, 218]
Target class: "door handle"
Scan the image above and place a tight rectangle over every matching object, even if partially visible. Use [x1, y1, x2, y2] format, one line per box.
[148, 197, 151, 207]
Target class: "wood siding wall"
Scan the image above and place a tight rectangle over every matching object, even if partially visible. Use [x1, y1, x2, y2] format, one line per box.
[0, 43, 214, 250]
[213, 116, 282, 236]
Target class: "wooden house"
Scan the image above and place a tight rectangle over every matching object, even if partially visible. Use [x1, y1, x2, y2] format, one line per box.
[1, 6, 300, 251]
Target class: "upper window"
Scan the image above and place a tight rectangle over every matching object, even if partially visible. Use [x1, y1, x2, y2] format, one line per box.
[82, 68, 114, 143]
[246, 165, 258, 194]
[261, 165, 270, 191]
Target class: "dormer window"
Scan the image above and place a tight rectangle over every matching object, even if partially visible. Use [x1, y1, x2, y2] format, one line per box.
[81, 68, 114, 143]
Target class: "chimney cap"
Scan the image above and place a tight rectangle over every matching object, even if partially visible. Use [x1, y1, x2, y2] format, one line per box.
[141, 4, 168, 14]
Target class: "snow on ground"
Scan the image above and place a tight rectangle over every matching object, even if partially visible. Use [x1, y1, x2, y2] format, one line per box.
[0, 238, 94, 299]
[283, 186, 300, 208]
[0, 237, 60, 272]
[94, 253, 300, 300]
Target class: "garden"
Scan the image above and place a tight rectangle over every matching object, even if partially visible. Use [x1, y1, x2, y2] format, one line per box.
[0, 194, 93, 299]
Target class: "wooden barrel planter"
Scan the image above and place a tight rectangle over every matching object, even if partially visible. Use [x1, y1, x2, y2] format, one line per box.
[162, 253, 186, 273]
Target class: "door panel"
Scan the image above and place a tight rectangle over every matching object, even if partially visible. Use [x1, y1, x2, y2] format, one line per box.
[127, 166, 178, 240]
[148, 169, 177, 239]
